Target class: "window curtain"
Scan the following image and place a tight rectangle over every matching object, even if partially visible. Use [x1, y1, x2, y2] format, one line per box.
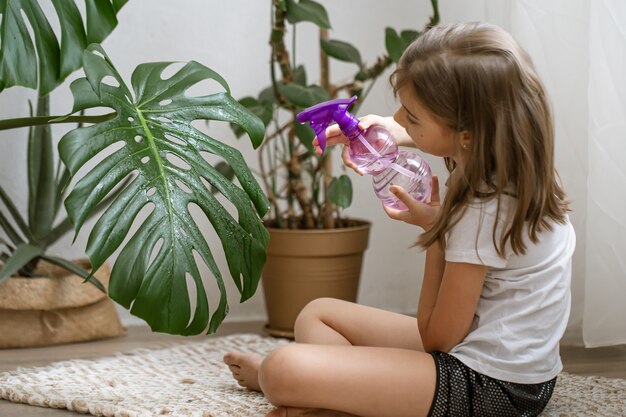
[497, 0, 626, 347]
[441, 0, 626, 346]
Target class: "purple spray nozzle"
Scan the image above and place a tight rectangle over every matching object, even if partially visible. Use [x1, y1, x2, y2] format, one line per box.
[296, 96, 362, 155]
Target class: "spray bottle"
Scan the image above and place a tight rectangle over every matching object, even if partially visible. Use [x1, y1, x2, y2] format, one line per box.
[296, 96, 432, 210]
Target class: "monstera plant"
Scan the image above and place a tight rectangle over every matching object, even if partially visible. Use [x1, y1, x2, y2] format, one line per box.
[59, 46, 269, 334]
[0, 0, 269, 335]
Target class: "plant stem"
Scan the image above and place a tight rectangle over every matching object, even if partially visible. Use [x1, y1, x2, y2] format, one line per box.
[0, 113, 116, 131]
[430, 0, 440, 26]
[319, 28, 334, 229]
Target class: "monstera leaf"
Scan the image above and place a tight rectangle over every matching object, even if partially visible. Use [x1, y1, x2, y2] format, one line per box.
[0, 0, 127, 95]
[58, 44, 269, 335]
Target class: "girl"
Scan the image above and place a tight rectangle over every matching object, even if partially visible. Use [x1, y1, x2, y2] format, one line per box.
[224, 22, 575, 417]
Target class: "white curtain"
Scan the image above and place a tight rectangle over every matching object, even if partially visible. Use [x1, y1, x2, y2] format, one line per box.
[440, 0, 626, 346]
[503, 0, 626, 347]
[583, 0, 626, 346]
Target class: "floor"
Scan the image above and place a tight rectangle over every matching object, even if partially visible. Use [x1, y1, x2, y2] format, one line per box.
[1, 321, 625, 416]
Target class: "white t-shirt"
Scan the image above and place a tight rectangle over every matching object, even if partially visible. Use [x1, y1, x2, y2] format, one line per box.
[445, 197, 576, 384]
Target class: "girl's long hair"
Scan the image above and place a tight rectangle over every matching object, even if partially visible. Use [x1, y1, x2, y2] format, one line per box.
[392, 22, 569, 255]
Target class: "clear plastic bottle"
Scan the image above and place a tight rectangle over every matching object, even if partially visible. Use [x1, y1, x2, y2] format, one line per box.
[348, 126, 398, 175]
[371, 150, 432, 210]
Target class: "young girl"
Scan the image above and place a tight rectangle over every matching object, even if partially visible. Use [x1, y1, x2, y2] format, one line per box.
[224, 21, 575, 417]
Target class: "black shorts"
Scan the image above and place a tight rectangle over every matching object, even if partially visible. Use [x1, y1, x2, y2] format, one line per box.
[428, 351, 556, 417]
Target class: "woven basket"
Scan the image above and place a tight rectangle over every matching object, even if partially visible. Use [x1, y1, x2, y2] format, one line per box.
[0, 259, 126, 349]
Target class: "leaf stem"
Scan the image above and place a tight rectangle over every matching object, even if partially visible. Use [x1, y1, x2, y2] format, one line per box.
[0, 113, 116, 131]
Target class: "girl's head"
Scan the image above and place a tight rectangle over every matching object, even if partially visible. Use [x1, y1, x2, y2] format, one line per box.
[392, 22, 569, 255]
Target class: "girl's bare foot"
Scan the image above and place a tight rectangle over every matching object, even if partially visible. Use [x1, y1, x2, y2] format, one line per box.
[223, 352, 264, 392]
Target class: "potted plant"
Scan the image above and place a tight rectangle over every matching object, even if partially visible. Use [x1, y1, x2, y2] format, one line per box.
[232, 0, 440, 337]
[0, 0, 269, 338]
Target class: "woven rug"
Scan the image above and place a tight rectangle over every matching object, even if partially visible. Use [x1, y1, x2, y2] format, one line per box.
[1, 334, 625, 417]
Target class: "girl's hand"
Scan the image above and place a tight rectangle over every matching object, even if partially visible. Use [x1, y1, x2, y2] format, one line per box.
[312, 115, 397, 176]
[383, 176, 441, 231]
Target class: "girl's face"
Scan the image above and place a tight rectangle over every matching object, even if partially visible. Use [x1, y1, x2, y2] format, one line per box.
[394, 87, 461, 160]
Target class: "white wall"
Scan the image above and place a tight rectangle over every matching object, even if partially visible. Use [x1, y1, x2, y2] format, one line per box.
[0, 1, 593, 343]
[0, 1, 443, 328]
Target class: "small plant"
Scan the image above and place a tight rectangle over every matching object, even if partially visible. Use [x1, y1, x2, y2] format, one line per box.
[233, 0, 440, 229]
[0, 96, 111, 291]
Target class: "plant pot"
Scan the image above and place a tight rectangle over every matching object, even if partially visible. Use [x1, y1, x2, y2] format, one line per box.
[0, 259, 126, 349]
[262, 219, 371, 339]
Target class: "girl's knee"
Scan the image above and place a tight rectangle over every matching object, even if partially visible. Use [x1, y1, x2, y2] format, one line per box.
[294, 298, 333, 341]
[258, 344, 305, 405]
[296, 297, 342, 324]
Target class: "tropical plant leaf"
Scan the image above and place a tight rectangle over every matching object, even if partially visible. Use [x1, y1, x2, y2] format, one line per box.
[231, 97, 273, 138]
[293, 65, 307, 86]
[320, 39, 362, 67]
[39, 254, 105, 292]
[0, 243, 42, 283]
[327, 174, 352, 208]
[28, 95, 56, 240]
[210, 162, 235, 194]
[0, 207, 24, 246]
[0, 184, 32, 242]
[259, 86, 279, 105]
[385, 28, 421, 63]
[0, 0, 127, 95]
[294, 121, 315, 153]
[58, 44, 269, 335]
[42, 175, 134, 247]
[385, 28, 404, 63]
[400, 30, 420, 46]
[279, 84, 331, 108]
[285, 0, 330, 29]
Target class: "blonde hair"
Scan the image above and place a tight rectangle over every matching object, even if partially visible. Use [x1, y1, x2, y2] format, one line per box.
[392, 22, 569, 255]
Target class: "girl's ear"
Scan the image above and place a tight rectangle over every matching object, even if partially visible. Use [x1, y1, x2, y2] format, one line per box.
[459, 130, 472, 150]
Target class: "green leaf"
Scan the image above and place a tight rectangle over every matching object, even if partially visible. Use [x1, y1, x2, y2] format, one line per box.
[320, 39, 362, 67]
[285, 0, 330, 29]
[293, 65, 307, 86]
[279, 83, 331, 108]
[385, 28, 420, 63]
[43, 175, 133, 247]
[259, 86, 278, 105]
[0, 184, 32, 242]
[28, 95, 56, 241]
[231, 97, 273, 138]
[0, 208, 24, 246]
[400, 30, 420, 46]
[327, 174, 353, 208]
[210, 161, 235, 194]
[51, 0, 87, 80]
[385, 28, 404, 63]
[58, 45, 270, 335]
[0, 243, 42, 283]
[294, 121, 315, 153]
[39, 254, 105, 292]
[0, 0, 126, 95]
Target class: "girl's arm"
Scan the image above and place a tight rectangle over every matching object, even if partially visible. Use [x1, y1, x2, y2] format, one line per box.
[385, 177, 486, 353]
[418, 255, 487, 353]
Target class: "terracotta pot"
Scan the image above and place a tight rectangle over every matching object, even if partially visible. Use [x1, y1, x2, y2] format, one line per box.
[0, 259, 126, 348]
[262, 220, 371, 338]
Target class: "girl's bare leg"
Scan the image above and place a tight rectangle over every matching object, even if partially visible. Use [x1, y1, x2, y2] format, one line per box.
[224, 298, 424, 391]
[258, 343, 436, 417]
[224, 299, 433, 416]
[293, 298, 424, 350]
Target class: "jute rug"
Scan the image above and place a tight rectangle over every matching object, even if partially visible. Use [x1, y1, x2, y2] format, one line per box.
[0, 334, 624, 417]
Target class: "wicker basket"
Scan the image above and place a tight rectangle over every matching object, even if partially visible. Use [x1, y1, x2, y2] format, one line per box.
[0, 259, 126, 348]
